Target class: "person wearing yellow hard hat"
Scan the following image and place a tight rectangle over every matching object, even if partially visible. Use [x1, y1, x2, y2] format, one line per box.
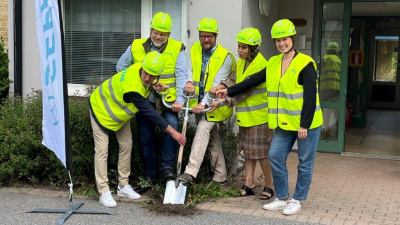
[217, 19, 323, 215]
[208, 27, 274, 200]
[116, 12, 188, 189]
[90, 52, 186, 207]
[178, 18, 236, 185]
[320, 41, 341, 139]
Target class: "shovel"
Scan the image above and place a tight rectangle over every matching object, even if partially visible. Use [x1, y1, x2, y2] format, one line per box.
[162, 92, 212, 204]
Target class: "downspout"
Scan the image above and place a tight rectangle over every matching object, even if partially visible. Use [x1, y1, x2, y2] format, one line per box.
[14, 0, 22, 96]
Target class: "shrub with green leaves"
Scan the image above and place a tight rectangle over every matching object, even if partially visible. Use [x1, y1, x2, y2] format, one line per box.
[0, 89, 240, 204]
[0, 36, 10, 103]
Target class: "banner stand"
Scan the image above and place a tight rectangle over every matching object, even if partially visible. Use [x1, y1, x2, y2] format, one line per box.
[27, 1, 117, 224]
[26, 171, 117, 225]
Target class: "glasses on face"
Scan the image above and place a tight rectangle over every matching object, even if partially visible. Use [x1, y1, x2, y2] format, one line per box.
[199, 35, 215, 40]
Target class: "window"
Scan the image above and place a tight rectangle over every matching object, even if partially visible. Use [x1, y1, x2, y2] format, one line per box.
[374, 36, 398, 82]
[153, 0, 182, 41]
[64, 0, 141, 84]
[63, 0, 185, 91]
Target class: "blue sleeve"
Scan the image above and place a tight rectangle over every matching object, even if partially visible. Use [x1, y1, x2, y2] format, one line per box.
[174, 50, 187, 104]
[186, 55, 193, 83]
[116, 46, 134, 72]
[124, 92, 169, 130]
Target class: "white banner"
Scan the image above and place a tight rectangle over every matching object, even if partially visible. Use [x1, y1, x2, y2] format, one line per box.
[35, 0, 67, 168]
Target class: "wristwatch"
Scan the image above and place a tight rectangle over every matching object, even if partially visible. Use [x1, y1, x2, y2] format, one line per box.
[200, 102, 206, 107]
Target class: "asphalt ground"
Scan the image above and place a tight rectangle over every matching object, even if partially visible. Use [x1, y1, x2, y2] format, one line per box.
[0, 190, 311, 225]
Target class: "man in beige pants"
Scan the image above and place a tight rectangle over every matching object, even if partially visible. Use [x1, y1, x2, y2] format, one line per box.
[178, 18, 236, 184]
[89, 52, 186, 207]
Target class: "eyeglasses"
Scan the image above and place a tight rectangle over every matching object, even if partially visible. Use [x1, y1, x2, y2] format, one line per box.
[199, 35, 215, 40]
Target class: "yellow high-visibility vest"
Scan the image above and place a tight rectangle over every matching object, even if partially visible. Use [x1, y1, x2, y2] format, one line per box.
[90, 63, 150, 131]
[320, 54, 341, 92]
[267, 53, 323, 130]
[235, 53, 268, 127]
[131, 38, 182, 102]
[190, 42, 236, 122]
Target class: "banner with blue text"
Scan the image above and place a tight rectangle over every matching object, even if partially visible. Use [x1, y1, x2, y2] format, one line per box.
[35, 0, 67, 168]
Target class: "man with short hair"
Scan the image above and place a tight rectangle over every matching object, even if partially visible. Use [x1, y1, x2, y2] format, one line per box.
[90, 52, 186, 207]
[116, 12, 187, 191]
[179, 18, 236, 184]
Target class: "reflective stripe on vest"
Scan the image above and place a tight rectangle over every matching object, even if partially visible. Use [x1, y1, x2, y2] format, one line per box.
[131, 38, 182, 102]
[235, 53, 268, 127]
[90, 63, 149, 131]
[190, 42, 236, 122]
[266, 52, 323, 131]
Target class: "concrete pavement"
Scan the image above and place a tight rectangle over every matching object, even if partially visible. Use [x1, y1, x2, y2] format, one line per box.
[200, 152, 400, 225]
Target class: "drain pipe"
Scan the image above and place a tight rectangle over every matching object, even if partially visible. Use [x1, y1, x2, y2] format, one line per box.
[13, 0, 22, 96]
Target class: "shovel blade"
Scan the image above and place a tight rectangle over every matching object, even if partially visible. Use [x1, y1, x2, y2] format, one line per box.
[163, 180, 187, 204]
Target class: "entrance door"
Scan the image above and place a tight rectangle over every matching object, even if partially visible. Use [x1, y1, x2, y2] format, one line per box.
[317, 0, 351, 153]
[368, 30, 400, 108]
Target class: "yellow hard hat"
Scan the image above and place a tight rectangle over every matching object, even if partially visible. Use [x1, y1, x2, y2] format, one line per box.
[197, 18, 218, 34]
[327, 42, 339, 52]
[142, 51, 165, 76]
[150, 12, 172, 33]
[271, 19, 296, 39]
[236, 27, 262, 46]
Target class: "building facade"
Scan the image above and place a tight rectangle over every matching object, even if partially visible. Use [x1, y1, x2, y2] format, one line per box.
[7, 0, 400, 155]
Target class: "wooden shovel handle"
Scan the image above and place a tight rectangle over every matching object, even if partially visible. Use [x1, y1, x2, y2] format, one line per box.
[176, 120, 188, 175]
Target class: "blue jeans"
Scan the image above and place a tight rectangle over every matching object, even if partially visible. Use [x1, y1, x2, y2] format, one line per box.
[268, 126, 322, 200]
[136, 109, 179, 182]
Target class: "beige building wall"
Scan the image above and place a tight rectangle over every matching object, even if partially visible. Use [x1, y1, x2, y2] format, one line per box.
[241, 0, 279, 59]
[0, 0, 7, 47]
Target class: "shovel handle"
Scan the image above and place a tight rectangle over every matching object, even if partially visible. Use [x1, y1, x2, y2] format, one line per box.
[176, 120, 187, 175]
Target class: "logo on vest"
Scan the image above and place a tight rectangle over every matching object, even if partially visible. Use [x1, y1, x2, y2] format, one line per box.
[120, 69, 127, 82]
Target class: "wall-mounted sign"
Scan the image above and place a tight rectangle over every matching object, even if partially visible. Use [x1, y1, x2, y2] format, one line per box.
[349, 50, 364, 67]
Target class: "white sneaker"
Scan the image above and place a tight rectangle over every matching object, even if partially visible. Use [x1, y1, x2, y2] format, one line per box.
[117, 185, 141, 200]
[282, 199, 301, 215]
[263, 198, 288, 211]
[99, 191, 117, 208]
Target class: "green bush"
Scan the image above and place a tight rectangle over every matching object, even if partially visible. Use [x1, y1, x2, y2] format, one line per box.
[0, 90, 239, 194]
[0, 36, 10, 103]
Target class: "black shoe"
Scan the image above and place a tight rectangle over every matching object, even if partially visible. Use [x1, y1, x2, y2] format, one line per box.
[135, 186, 152, 195]
[162, 168, 176, 181]
[178, 173, 194, 184]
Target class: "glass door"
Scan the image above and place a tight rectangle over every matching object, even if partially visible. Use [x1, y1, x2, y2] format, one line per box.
[368, 31, 400, 108]
[317, 0, 351, 153]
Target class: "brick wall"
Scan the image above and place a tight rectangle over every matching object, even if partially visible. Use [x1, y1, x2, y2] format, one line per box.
[0, 0, 7, 48]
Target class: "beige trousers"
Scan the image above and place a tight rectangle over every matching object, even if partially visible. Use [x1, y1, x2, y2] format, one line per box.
[184, 115, 227, 182]
[90, 112, 132, 193]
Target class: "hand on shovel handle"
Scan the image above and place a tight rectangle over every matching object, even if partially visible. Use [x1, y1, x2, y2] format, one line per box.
[173, 131, 186, 146]
[165, 125, 186, 146]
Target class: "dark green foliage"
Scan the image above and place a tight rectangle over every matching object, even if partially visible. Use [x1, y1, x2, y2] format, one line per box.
[0, 91, 240, 204]
[0, 36, 10, 103]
